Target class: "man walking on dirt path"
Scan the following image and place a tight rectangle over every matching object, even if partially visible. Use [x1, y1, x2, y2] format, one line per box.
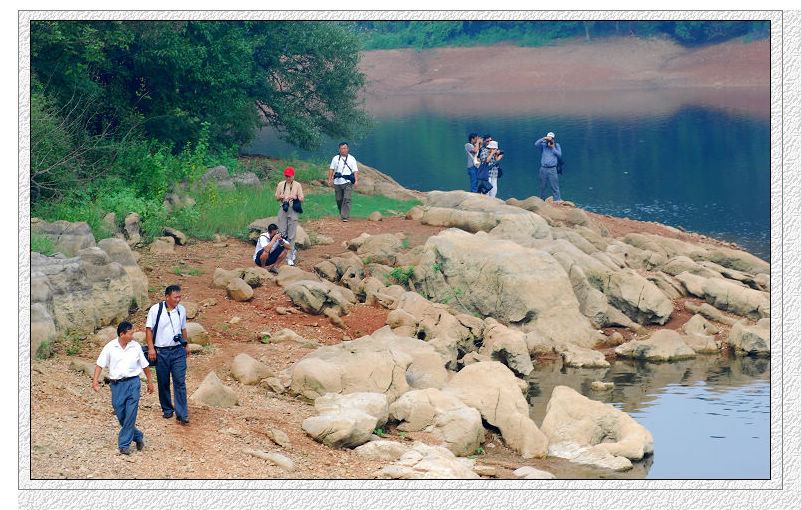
[328, 142, 359, 222]
[93, 321, 154, 454]
[535, 131, 563, 202]
[275, 167, 304, 266]
[145, 285, 190, 425]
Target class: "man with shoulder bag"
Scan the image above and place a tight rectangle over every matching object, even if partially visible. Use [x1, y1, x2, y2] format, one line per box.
[144, 285, 190, 425]
[275, 167, 304, 266]
[328, 141, 359, 222]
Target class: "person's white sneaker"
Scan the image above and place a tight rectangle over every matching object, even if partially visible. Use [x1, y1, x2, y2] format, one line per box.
[287, 258, 294, 266]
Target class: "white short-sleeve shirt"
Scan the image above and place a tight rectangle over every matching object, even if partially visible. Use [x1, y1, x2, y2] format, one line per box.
[329, 154, 358, 186]
[96, 338, 149, 379]
[145, 302, 187, 347]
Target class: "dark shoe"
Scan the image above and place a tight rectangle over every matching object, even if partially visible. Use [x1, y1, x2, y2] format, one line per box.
[119, 447, 131, 455]
[268, 267, 279, 274]
[135, 439, 145, 451]
[177, 416, 189, 425]
[163, 412, 174, 419]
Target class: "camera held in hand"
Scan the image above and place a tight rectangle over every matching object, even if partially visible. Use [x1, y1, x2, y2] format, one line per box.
[547, 140, 554, 147]
[173, 333, 187, 346]
[282, 201, 290, 212]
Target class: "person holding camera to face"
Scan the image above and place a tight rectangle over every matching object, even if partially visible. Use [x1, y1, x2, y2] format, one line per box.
[485, 140, 504, 198]
[328, 142, 359, 222]
[535, 131, 563, 202]
[253, 223, 291, 273]
[144, 285, 190, 425]
[465, 133, 482, 193]
[275, 167, 304, 266]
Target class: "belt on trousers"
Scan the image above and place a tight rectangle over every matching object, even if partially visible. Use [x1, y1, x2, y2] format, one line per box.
[155, 345, 182, 351]
[110, 375, 138, 385]
[542, 165, 557, 168]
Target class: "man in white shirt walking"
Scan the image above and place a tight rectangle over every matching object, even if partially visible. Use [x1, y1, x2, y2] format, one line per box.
[144, 285, 190, 425]
[328, 141, 359, 222]
[93, 321, 154, 454]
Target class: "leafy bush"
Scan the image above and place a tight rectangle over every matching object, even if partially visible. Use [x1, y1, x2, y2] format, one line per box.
[31, 233, 55, 255]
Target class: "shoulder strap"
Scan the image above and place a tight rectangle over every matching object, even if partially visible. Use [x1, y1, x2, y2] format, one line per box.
[152, 301, 164, 343]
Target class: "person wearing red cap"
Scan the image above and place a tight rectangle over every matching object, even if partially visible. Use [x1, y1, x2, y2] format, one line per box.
[275, 167, 304, 266]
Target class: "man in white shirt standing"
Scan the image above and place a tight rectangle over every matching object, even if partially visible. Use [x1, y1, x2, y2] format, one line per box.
[328, 141, 359, 222]
[93, 321, 154, 455]
[144, 285, 190, 425]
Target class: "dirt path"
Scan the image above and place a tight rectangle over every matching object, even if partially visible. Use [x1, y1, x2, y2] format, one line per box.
[30, 205, 742, 480]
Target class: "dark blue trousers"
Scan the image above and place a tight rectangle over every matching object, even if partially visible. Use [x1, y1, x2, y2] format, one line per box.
[155, 347, 188, 420]
[467, 166, 478, 193]
[110, 377, 143, 449]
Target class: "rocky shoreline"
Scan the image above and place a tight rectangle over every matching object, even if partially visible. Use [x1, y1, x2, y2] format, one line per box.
[29, 163, 769, 479]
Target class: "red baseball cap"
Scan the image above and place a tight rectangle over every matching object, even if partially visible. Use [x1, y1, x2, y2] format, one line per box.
[284, 167, 295, 177]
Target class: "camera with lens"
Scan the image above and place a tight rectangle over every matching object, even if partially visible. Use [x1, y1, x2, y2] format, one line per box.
[497, 150, 504, 156]
[333, 171, 342, 179]
[282, 201, 290, 212]
[173, 333, 187, 346]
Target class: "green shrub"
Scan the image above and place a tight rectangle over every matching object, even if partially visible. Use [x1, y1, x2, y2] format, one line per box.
[31, 233, 55, 255]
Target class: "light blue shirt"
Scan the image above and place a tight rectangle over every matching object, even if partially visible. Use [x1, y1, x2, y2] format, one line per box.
[535, 137, 562, 167]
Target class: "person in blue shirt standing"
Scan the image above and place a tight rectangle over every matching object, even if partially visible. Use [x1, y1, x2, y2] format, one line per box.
[535, 131, 562, 202]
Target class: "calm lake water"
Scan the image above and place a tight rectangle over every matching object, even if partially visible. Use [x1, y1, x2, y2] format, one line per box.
[525, 354, 770, 479]
[244, 90, 770, 260]
[245, 90, 772, 478]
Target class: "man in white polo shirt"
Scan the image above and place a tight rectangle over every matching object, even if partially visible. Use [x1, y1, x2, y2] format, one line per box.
[144, 284, 190, 425]
[93, 321, 154, 455]
[327, 141, 359, 222]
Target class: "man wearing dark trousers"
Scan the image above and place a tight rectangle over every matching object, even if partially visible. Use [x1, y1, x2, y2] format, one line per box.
[93, 321, 154, 454]
[145, 285, 190, 425]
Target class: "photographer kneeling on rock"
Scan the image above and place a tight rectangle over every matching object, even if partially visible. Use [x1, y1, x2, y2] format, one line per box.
[275, 167, 304, 266]
[145, 285, 190, 425]
[93, 321, 153, 455]
[253, 223, 291, 274]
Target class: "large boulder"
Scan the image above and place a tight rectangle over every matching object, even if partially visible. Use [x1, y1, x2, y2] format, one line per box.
[189, 371, 239, 407]
[375, 442, 480, 479]
[444, 361, 548, 458]
[352, 161, 423, 202]
[560, 344, 610, 368]
[185, 322, 210, 346]
[387, 292, 483, 368]
[290, 329, 449, 402]
[702, 278, 770, 320]
[614, 330, 696, 361]
[301, 392, 388, 449]
[354, 440, 410, 462]
[284, 279, 356, 315]
[150, 236, 175, 254]
[728, 319, 770, 356]
[31, 303, 56, 357]
[414, 229, 600, 349]
[478, 319, 534, 376]
[356, 233, 404, 266]
[389, 388, 484, 456]
[210, 268, 241, 289]
[231, 353, 274, 385]
[603, 270, 674, 325]
[162, 227, 187, 246]
[541, 385, 653, 461]
[227, 278, 254, 302]
[123, 212, 141, 247]
[421, 191, 552, 241]
[31, 218, 96, 257]
[97, 238, 149, 311]
[31, 247, 142, 338]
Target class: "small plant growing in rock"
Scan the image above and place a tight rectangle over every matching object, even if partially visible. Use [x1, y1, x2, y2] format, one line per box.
[373, 428, 385, 437]
[401, 238, 410, 249]
[385, 266, 415, 286]
[439, 287, 463, 304]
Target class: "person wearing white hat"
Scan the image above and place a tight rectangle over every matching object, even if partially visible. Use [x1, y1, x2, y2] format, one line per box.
[535, 131, 562, 201]
[484, 140, 504, 198]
